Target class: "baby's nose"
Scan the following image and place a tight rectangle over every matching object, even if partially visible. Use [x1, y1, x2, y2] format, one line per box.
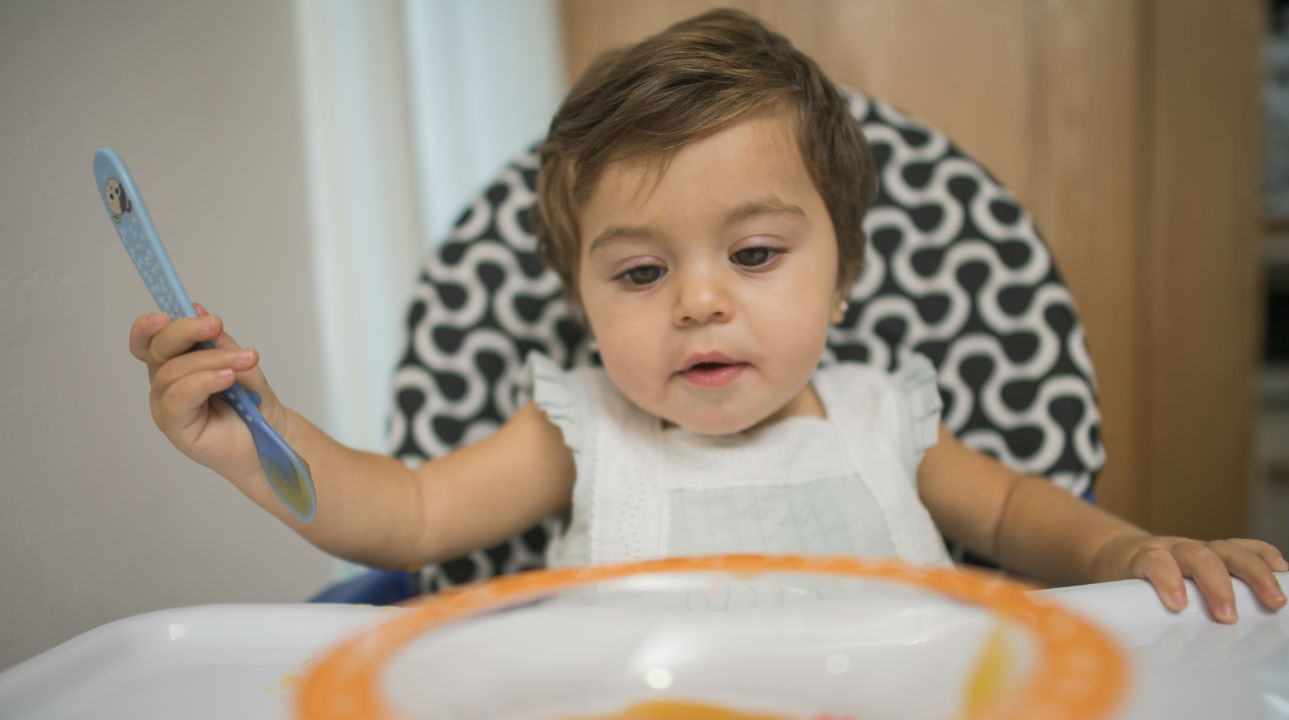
[672, 269, 732, 326]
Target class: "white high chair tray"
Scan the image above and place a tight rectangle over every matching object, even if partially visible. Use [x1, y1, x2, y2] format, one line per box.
[0, 604, 394, 720]
[0, 573, 1285, 720]
[1034, 571, 1288, 719]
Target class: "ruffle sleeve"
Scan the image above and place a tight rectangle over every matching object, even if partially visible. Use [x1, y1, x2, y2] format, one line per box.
[520, 352, 583, 455]
[518, 352, 602, 568]
[895, 353, 944, 470]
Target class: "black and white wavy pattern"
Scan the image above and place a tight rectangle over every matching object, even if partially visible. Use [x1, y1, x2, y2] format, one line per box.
[387, 91, 1105, 591]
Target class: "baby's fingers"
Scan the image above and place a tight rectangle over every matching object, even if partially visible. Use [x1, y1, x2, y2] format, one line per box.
[154, 367, 238, 432]
[1174, 540, 1249, 623]
[1128, 545, 1188, 612]
[194, 303, 245, 353]
[129, 312, 171, 363]
[192, 303, 273, 395]
[1215, 539, 1288, 612]
[144, 314, 225, 371]
[1231, 538, 1289, 573]
[150, 344, 259, 394]
[1176, 542, 1242, 622]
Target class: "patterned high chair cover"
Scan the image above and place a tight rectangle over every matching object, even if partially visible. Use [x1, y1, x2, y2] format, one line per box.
[386, 91, 1105, 592]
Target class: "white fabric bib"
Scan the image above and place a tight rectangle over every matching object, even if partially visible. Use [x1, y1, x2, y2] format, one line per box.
[525, 353, 952, 569]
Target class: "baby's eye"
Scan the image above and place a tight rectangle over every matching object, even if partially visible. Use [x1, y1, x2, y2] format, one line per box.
[617, 264, 666, 286]
[731, 246, 781, 268]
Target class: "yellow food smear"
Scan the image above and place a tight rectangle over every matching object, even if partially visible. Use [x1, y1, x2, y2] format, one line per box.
[555, 700, 795, 720]
[962, 621, 1015, 713]
[265, 674, 305, 694]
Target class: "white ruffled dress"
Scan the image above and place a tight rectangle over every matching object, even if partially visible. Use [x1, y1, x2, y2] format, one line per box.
[524, 353, 953, 569]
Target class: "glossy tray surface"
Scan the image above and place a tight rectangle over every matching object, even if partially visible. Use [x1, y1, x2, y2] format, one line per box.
[0, 567, 1284, 720]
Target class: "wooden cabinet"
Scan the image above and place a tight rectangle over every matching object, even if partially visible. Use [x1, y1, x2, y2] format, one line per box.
[560, 0, 1265, 540]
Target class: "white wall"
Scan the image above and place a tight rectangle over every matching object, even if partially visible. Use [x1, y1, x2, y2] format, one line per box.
[0, 1, 335, 670]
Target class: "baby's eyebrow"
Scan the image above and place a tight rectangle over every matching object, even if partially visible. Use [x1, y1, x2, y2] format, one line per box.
[587, 199, 806, 256]
[587, 225, 655, 256]
[724, 198, 806, 225]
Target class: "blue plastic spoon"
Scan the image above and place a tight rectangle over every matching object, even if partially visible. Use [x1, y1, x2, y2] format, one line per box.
[94, 147, 317, 522]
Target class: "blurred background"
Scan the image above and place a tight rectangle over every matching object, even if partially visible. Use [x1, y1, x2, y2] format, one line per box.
[1, 0, 1285, 671]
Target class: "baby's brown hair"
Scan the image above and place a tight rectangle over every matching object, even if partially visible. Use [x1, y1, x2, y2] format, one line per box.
[534, 8, 876, 306]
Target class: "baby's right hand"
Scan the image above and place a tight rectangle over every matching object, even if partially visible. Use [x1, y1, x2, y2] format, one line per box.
[128, 304, 285, 487]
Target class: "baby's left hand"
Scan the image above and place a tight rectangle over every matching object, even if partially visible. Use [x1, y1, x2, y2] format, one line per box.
[1093, 536, 1288, 622]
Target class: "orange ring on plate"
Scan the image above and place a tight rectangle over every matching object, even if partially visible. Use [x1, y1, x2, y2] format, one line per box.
[297, 554, 1128, 720]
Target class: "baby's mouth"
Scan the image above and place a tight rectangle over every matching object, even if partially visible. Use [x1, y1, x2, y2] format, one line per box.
[680, 356, 748, 388]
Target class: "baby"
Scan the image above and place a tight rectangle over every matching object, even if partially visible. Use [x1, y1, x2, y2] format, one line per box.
[129, 9, 1286, 621]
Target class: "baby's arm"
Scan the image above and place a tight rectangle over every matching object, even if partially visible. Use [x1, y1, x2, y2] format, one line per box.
[917, 424, 1288, 622]
[129, 308, 574, 569]
[276, 402, 574, 568]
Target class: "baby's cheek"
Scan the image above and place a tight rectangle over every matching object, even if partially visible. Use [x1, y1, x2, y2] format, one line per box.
[761, 300, 832, 357]
[599, 349, 661, 412]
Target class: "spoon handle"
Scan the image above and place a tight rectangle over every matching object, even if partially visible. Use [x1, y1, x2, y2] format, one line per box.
[93, 147, 317, 522]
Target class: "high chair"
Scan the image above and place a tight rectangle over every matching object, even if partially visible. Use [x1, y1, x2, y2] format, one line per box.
[311, 90, 1104, 603]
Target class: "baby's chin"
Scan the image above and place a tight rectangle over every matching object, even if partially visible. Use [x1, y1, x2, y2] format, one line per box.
[659, 410, 778, 437]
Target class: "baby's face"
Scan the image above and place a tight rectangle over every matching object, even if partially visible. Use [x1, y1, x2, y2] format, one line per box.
[576, 111, 845, 435]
